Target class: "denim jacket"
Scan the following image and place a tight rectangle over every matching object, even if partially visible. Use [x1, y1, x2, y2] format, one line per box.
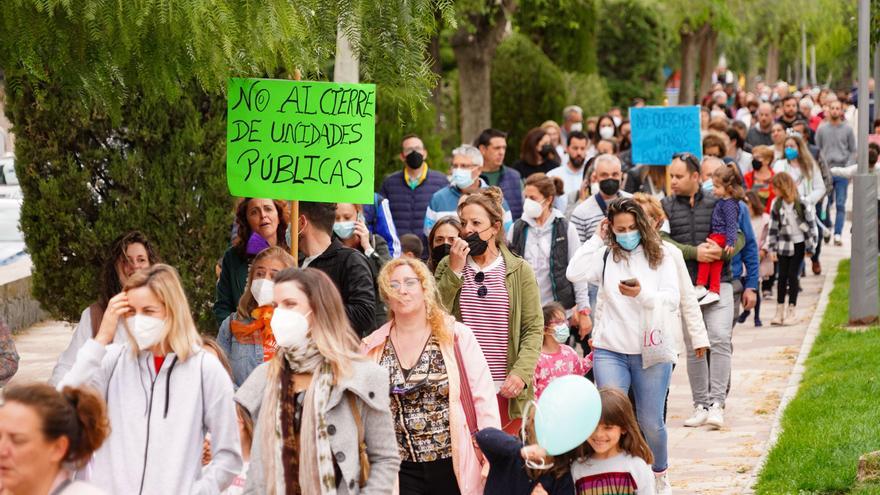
[217, 314, 263, 387]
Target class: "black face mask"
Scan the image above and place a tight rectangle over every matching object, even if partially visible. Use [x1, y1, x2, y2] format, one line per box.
[463, 231, 490, 257]
[405, 150, 424, 170]
[431, 243, 451, 263]
[599, 178, 620, 196]
[539, 144, 555, 160]
[752, 158, 763, 170]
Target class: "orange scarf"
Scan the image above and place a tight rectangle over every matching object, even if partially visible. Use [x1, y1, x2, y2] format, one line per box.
[229, 306, 277, 362]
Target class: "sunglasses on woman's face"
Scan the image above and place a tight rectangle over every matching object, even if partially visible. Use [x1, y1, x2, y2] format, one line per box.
[474, 271, 488, 298]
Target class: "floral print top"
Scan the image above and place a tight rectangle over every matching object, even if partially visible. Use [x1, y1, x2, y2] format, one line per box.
[380, 335, 452, 462]
[534, 345, 592, 399]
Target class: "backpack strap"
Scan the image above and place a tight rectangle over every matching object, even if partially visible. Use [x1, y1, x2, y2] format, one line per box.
[88, 303, 105, 338]
[602, 249, 610, 285]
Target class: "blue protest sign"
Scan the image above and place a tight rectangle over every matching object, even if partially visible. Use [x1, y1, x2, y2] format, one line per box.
[630, 106, 702, 166]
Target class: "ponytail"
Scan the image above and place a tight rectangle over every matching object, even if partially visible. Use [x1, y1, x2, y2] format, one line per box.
[2, 383, 110, 468]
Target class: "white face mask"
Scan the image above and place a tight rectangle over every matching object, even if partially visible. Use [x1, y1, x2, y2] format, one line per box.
[522, 198, 544, 219]
[250, 278, 275, 307]
[126, 315, 166, 351]
[611, 116, 622, 127]
[271, 308, 312, 349]
[599, 126, 615, 140]
[569, 122, 583, 133]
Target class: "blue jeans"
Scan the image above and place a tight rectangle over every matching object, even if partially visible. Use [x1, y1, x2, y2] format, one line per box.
[593, 348, 672, 473]
[832, 176, 849, 235]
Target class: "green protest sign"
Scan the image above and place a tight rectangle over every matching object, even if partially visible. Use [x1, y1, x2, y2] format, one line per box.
[226, 78, 376, 203]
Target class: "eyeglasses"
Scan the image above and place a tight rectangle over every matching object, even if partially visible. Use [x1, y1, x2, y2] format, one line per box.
[474, 271, 488, 298]
[390, 373, 429, 395]
[389, 278, 421, 292]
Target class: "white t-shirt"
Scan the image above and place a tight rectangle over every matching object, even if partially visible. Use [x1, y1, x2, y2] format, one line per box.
[221, 461, 249, 495]
[571, 452, 655, 494]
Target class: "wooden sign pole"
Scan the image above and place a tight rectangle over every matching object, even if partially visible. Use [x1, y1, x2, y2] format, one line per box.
[290, 69, 303, 267]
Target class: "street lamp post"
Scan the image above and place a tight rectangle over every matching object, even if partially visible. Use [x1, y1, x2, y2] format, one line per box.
[850, 0, 879, 325]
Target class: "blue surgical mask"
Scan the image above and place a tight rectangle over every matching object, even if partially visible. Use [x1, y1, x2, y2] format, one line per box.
[702, 179, 714, 193]
[615, 230, 642, 251]
[451, 168, 475, 189]
[784, 147, 799, 161]
[553, 323, 570, 344]
[333, 221, 356, 240]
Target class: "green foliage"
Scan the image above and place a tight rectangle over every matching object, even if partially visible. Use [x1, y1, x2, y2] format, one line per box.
[596, 0, 666, 107]
[514, 0, 598, 74]
[374, 87, 445, 188]
[756, 260, 880, 494]
[7, 76, 231, 331]
[491, 33, 566, 154]
[561, 72, 611, 118]
[0, 0, 451, 116]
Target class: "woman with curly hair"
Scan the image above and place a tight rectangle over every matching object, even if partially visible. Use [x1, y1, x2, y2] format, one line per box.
[566, 197, 680, 492]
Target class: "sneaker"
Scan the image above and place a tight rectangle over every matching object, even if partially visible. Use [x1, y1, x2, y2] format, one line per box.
[834, 234, 842, 246]
[754, 318, 763, 327]
[786, 304, 797, 324]
[737, 310, 751, 323]
[762, 290, 772, 300]
[699, 291, 720, 306]
[771, 305, 785, 326]
[684, 405, 708, 427]
[823, 228, 832, 242]
[694, 286, 708, 299]
[705, 402, 724, 429]
[812, 259, 822, 275]
[655, 470, 672, 495]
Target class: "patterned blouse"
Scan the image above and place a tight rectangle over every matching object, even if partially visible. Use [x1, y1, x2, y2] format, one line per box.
[380, 334, 452, 462]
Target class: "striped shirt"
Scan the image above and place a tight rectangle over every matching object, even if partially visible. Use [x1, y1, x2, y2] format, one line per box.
[460, 257, 510, 382]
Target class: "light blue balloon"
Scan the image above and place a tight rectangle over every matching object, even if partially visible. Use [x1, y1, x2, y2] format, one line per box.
[534, 375, 601, 455]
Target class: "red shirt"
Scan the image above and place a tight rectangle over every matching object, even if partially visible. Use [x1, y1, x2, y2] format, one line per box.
[154, 355, 166, 373]
[744, 169, 776, 213]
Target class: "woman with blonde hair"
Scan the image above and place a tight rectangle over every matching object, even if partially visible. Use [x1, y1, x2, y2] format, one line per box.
[235, 268, 400, 494]
[217, 246, 296, 385]
[435, 187, 543, 426]
[58, 264, 242, 494]
[540, 120, 566, 159]
[363, 258, 500, 494]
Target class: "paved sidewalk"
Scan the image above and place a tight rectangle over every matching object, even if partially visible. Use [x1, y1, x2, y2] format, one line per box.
[667, 225, 850, 494]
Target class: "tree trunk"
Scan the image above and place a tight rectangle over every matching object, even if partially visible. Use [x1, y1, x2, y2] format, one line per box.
[429, 9, 444, 133]
[454, 47, 493, 142]
[698, 26, 717, 101]
[451, 1, 515, 143]
[766, 42, 779, 84]
[679, 24, 699, 105]
[746, 47, 759, 92]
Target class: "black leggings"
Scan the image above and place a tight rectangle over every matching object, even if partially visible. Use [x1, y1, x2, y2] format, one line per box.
[777, 242, 806, 306]
[399, 458, 461, 495]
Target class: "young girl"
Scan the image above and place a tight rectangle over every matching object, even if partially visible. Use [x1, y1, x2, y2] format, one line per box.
[534, 302, 593, 399]
[766, 172, 817, 326]
[694, 163, 745, 305]
[738, 192, 771, 327]
[570, 388, 656, 495]
[475, 408, 575, 495]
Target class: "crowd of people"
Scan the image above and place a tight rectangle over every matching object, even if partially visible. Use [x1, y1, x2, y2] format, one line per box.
[0, 77, 869, 495]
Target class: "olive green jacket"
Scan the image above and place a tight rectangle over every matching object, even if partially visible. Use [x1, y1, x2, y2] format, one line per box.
[435, 244, 544, 419]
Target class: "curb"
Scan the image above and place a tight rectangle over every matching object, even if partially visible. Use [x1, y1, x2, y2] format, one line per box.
[744, 255, 843, 493]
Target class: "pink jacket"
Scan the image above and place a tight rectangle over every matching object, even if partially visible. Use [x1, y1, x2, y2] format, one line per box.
[362, 318, 501, 495]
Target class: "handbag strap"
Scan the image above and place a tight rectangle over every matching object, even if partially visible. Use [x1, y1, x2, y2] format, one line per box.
[454, 334, 479, 435]
[347, 393, 369, 488]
